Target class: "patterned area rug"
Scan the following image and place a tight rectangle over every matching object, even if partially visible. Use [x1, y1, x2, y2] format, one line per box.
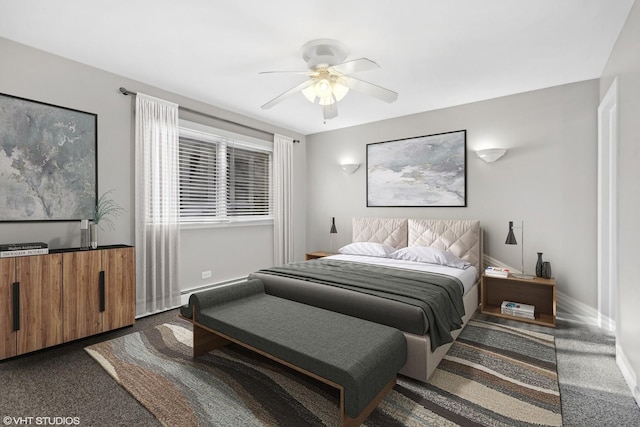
[85, 318, 562, 426]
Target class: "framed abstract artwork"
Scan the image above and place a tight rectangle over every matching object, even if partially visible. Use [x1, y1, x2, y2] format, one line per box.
[367, 130, 467, 207]
[0, 93, 97, 221]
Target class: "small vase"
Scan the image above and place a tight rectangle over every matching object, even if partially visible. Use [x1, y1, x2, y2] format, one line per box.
[90, 223, 98, 249]
[535, 252, 544, 277]
[80, 219, 90, 250]
[542, 261, 552, 279]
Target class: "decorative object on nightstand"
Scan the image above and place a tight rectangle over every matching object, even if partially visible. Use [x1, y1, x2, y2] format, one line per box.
[505, 220, 534, 279]
[535, 252, 544, 277]
[500, 301, 535, 319]
[484, 266, 509, 278]
[329, 217, 337, 253]
[542, 261, 552, 279]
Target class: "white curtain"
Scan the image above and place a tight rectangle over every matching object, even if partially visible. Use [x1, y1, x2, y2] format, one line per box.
[135, 93, 181, 316]
[273, 134, 294, 265]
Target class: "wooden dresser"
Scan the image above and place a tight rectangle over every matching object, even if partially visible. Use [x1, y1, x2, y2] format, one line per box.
[1, 245, 135, 360]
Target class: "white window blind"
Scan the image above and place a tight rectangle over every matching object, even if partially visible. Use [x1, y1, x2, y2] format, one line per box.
[178, 123, 272, 224]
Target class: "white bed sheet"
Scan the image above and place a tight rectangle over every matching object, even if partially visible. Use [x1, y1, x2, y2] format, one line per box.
[324, 254, 479, 295]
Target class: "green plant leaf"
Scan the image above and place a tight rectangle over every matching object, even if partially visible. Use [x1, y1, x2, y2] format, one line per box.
[94, 189, 125, 230]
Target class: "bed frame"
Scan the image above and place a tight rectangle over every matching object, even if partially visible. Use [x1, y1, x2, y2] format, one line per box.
[349, 217, 481, 382]
[253, 217, 481, 383]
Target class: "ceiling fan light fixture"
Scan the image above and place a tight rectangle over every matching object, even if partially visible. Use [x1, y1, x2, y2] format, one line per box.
[314, 78, 333, 98]
[332, 81, 349, 102]
[301, 85, 317, 103]
[260, 38, 397, 120]
[302, 78, 348, 105]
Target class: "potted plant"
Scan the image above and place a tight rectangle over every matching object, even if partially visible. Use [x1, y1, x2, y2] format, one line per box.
[91, 190, 125, 248]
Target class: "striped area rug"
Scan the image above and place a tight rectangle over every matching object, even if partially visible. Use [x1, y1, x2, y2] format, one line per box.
[85, 318, 562, 426]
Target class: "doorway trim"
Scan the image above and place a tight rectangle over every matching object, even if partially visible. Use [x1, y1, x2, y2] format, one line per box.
[597, 77, 619, 332]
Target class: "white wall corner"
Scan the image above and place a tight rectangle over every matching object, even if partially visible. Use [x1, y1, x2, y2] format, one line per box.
[616, 343, 640, 408]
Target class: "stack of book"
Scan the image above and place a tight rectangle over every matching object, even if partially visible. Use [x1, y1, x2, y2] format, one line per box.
[501, 301, 535, 319]
[0, 242, 49, 258]
[484, 266, 510, 278]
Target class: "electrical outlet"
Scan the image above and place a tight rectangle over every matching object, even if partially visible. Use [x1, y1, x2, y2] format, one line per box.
[201, 270, 212, 279]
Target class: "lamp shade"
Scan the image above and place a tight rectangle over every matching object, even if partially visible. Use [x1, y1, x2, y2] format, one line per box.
[476, 148, 507, 163]
[301, 75, 350, 106]
[340, 163, 360, 174]
[505, 221, 517, 245]
[330, 217, 337, 234]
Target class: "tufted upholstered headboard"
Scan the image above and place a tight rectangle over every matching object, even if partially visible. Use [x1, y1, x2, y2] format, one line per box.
[352, 217, 481, 271]
[352, 217, 408, 249]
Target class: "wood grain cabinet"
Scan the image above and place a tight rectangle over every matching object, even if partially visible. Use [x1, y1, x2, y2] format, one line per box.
[0, 245, 134, 360]
[62, 246, 135, 342]
[0, 254, 63, 359]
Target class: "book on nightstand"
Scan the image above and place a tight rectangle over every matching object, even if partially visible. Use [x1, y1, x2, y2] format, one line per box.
[484, 266, 510, 278]
[501, 301, 535, 319]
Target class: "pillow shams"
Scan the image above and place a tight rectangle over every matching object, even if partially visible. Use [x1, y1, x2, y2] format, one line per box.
[338, 242, 396, 258]
[391, 246, 470, 269]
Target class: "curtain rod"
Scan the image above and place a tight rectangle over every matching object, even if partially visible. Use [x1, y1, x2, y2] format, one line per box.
[119, 87, 300, 143]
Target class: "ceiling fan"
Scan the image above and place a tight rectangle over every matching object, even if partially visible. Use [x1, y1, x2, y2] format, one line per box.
[260, 39, 398, 121]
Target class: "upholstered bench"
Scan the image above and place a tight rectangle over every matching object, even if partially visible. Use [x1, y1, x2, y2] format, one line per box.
[180, 279, 407, 427]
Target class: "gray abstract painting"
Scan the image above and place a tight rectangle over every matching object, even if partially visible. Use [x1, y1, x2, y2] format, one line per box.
[0, 93, 97, 221]
[367, 130, 466, 207]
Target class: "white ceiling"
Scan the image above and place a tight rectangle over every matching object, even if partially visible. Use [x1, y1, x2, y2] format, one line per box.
[0, 0, 635, 135]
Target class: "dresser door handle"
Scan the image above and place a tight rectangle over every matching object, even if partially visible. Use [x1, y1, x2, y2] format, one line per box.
[99, 271, 105, 312]
[12, 282, 20, 332]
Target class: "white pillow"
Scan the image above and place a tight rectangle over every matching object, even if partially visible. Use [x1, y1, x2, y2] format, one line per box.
[338, 242, 396, 258]
[391, 246, 471, 269]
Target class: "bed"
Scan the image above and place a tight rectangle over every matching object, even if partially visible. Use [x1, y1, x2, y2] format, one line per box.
[249, 217, 482, 383]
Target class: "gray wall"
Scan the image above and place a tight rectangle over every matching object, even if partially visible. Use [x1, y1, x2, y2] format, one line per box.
[0, 36, 307, 292]
[600, 0, 640, 403]
[306, 80, 599, 320]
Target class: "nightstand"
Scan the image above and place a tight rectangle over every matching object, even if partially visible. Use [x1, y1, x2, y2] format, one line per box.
[480, 274, 556, 327]
[305, 251, 332, 260]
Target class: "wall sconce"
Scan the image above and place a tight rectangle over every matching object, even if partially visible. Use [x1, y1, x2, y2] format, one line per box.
[476, 149, 507, 163]
[339, 163, 360, 174]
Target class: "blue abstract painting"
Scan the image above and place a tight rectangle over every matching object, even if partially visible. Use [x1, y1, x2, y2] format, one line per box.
[367, 130, 466, 207]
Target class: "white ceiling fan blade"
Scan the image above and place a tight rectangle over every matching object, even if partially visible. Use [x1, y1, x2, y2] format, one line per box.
[344, 76, 398, 103]
[323, 98, 338, 121]
[261, 79, 315, 109]
[259, 70, 314, 76]
[330, 58, 380, 75]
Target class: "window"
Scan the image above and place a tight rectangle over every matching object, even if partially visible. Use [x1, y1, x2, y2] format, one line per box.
[178, 122, 272, 225]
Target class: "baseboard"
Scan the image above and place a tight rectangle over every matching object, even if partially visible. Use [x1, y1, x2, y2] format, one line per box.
[598, 313, 616, 331]
[616, 343, 640, 408]
[180, 276, 248, 305]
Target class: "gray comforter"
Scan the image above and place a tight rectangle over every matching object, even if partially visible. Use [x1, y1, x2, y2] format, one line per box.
[255, 259, 466, 350]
